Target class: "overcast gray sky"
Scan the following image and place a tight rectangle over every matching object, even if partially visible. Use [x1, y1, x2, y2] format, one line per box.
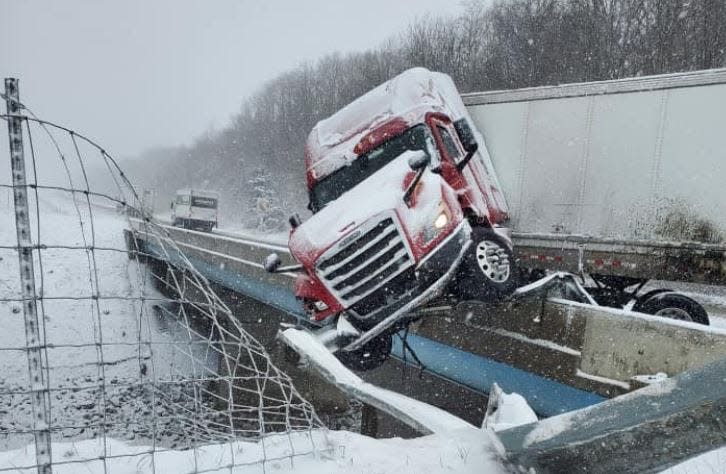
[1, 0, 464, 158]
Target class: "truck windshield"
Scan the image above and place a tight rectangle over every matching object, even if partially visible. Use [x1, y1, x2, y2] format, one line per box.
[309, 124, 430, 212]
[191, 196, 218, 209]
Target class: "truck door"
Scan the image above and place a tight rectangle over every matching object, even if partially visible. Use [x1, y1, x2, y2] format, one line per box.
[428, 115, 503, 223]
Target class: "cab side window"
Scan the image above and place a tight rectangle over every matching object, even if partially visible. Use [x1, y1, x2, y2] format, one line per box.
[177, 195, 191, 204]
[437, 125, 463, 164]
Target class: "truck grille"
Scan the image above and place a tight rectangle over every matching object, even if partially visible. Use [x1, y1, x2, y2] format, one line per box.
[316, 213, 414, 308]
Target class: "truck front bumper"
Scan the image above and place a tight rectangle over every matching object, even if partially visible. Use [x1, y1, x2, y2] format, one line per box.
[347, 220, 472, 327]
[342, 220, 472, 351]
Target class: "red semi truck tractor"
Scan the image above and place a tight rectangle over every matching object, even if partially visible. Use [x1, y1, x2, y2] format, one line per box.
[266, 68, 515, 368]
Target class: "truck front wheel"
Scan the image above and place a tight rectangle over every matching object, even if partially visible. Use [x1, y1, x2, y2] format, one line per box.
[453, 227, 517, 301]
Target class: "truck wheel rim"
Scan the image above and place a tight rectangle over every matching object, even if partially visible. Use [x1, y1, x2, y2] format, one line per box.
[654, 307, 693, 321]
[475, 239, 510, 283]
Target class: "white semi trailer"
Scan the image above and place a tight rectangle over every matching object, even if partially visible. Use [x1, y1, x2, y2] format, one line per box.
[463, 68, 726, 323]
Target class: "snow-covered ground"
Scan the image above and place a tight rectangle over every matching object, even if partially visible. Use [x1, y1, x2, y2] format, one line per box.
[664, 447, 726, 474]
[0, 194, 229, 451]
[0, 429, 507, 474]
[1, 415, 721, 474]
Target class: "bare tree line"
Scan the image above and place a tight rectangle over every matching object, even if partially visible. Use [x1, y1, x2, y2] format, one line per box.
[124, 0, 726, 229]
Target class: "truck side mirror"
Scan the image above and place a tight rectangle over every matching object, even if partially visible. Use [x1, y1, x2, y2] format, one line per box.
[453, 118, 479, 172]
[407, 151, 430, 171]
[264, 253, 282, 273]
[453, 118, 478, 153]
[404, 151, 430, 207]
[170, 202, 174, 209]
[264, 253, 304, 274]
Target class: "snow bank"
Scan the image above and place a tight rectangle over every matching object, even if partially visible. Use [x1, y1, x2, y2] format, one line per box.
[0, 429, 508, 474]
[483, 383, 538, 432]
[662, 445, 726, 474]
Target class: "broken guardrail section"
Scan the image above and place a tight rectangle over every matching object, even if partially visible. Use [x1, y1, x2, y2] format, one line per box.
[498, 356, 726, 473]
[279, 327, 474, 435]
[281, 326, 725, 473]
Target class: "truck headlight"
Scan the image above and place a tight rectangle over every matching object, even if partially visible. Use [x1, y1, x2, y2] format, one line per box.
[434, 211, 449, 229]
[423, 202, 451, 242]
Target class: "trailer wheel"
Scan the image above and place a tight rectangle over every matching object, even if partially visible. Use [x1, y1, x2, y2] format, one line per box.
[635, 292, 709, 325]
[454, 227, 516, 301]
[335, 334, 392, 372]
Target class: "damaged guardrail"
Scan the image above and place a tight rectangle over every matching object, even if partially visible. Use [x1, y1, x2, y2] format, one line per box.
[279, 327, 473, 435]
[497, 356, 726, 473]
[281, 324, 726, 473]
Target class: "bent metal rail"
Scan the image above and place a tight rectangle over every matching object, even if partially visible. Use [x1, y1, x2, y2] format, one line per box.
[126, 220, 726, 418]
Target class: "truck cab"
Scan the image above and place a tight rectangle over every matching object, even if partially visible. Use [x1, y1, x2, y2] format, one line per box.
[170, 189, 219, 232]
[279, 69, 516, 363]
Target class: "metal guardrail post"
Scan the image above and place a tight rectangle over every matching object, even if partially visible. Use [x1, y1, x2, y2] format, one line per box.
[5, 78, 53, 473]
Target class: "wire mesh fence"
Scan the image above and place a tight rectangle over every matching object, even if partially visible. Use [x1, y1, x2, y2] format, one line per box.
[0, 78, 328, 473]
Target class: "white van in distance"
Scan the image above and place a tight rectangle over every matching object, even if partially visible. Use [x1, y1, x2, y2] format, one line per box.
[171, 189, 219, 232]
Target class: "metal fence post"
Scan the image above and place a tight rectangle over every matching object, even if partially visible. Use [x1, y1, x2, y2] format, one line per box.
[5, 78, 53, 473]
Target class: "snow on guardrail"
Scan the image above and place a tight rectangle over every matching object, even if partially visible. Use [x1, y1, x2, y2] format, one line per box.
[279, 328, 476, 436]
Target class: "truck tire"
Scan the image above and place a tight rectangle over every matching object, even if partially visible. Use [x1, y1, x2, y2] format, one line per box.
[335, 334, 392, 372]
[635, 291, 709, 325]
[453, 227, 517, 301]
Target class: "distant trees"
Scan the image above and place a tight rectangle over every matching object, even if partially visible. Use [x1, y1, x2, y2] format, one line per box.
[126, 0, 726, 229]
[245, 169, 285, 232]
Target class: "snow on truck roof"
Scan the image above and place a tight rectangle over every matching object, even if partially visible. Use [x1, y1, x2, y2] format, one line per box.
[305, 67, 472, 183]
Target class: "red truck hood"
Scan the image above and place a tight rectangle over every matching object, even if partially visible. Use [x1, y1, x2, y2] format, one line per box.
[289, 155, 449, 267]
